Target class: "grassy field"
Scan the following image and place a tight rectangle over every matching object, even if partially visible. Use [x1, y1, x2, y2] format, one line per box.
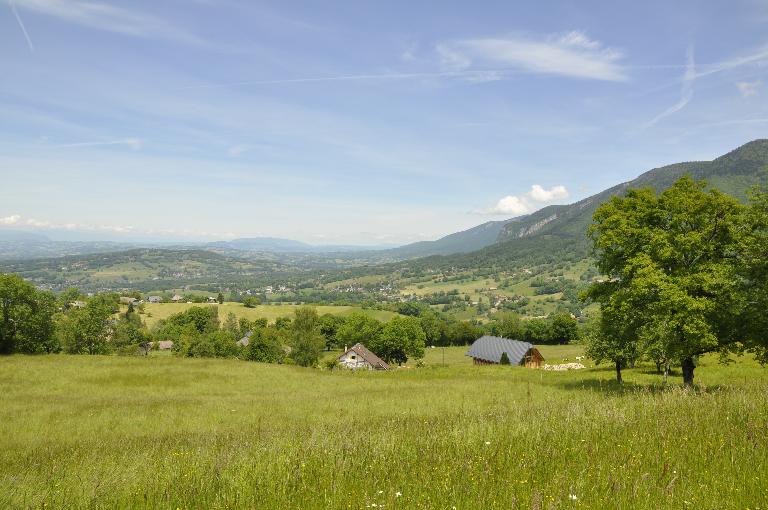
[139, 302, 398, 328]
[1, 348, 767, 509]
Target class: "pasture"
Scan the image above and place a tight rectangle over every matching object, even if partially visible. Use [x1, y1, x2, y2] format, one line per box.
[139, 302, 397, 328]
[1, 348, 766, 509]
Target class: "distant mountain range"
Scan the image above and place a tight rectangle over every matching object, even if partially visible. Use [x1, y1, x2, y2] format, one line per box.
[206, 237, 394, 253]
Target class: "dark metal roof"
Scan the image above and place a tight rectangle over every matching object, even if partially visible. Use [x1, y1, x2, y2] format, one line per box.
[465, 336, 536, 365]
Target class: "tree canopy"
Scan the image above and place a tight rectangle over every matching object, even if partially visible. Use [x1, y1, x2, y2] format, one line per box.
[585, 176, 768, 385]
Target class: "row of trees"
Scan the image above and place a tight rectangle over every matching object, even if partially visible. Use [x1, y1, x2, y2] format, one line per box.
[0, 276, 150, 356]
[584, 177, 768, 385]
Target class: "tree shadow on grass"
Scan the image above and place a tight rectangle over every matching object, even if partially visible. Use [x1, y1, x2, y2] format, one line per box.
[552, 371, 730, 396]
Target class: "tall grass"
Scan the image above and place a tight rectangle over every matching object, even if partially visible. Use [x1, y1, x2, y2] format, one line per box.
[1, 350, 766, 509]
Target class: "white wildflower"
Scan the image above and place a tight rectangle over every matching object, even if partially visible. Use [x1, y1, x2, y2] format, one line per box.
[395, 492, 402, 497]
[569, 494, 578, 501]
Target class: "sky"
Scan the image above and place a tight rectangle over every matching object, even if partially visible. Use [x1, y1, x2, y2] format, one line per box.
[1, 0, 767, 245]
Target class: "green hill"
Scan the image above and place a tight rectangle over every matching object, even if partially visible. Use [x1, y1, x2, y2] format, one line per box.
[496, 139, 768, 242]
[0, 249, 286, 292]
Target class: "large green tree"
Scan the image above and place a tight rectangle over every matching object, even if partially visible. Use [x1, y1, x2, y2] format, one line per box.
[549, 313, 579, 345]
[0, 274, 57, 354]
[586, 177, 746, 385]
[289, 307, 325, 367]
[370, 316, 426, 365]
[336, 312, 382, 350]
[60, 298, 115, 355]
[736, 188, 768, 363]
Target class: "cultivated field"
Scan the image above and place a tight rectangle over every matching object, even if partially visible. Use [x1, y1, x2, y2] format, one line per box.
[139, 302, 397, 328]
[2, 348, 766, 509]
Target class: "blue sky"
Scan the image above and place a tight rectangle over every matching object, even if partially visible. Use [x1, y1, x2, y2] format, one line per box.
[1, 0, 767, 245]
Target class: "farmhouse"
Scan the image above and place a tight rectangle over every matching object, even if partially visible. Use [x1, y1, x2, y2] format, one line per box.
[147, 296, 162, 304]
[337, 343, 390, 370]
[157, 340, 174, 350]
[119, 296, 138, 305]
[171, 294, 184, 302]
[207, 296, 217, 304]
[466, 336, 544, 368]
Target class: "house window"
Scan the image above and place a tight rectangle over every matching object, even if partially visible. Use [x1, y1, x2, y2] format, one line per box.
[350, 355, 356, 360]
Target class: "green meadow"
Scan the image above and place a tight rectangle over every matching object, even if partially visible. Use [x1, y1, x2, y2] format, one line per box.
[1, 347, 766, 509]
[140, 302, 397, 329]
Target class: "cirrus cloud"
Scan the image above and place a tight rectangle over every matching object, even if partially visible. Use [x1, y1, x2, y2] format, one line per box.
[437, 30, 627, 82]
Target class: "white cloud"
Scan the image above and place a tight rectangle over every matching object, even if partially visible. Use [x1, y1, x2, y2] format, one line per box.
[489, 195, 531, 216]
[643, 44, 695, 128]
[528, 184, 569, 202]
[436, 30, 627, 82]
[13, 0, 205, 45]
[481, 185, 570, 216]
[737, 80, 761, 97]
[0, 214, 22, 225]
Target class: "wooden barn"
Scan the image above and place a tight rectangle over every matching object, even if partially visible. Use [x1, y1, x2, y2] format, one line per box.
[466, 336, 544, 368]
[337, 343, 390, 371]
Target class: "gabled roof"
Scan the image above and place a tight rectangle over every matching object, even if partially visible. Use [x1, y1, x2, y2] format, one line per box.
[465, 336, 538, 365]
[338, 343, 390, 370]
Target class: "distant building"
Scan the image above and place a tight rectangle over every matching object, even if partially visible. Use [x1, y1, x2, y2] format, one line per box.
[207, 296, 217, 304]
[157, 340, 174, 350]
[466, 336, 544, 368]
[147, 296, 162, 304]
[69, 300, 86, 309]
[337, 343, 390, 370]
[171, 294, 184, 302]
[119, 296, 138, 305]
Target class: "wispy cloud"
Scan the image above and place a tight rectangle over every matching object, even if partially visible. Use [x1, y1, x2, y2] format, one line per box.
[9, 0, 35, 53]
[737, 80, 761, 97]
[227, 144, 250, 157]
[479, 185, 570, 216]
[436, 31, 628, 82]
[0, 213, 238, 238]
[181, 69, 518, 90]
[695, 43, 768, 79]
[0, 214, 134, 232]
[13, 0, 205, 45]
[54, 138, 143, 149]
[643, 44, 696, 128]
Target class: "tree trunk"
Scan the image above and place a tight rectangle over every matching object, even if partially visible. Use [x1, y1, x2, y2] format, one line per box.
[615, 360, 623, 384]
[655, 360, 662, 374]
[681, 357, 695, 387]
[663, 361, 670, 384]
